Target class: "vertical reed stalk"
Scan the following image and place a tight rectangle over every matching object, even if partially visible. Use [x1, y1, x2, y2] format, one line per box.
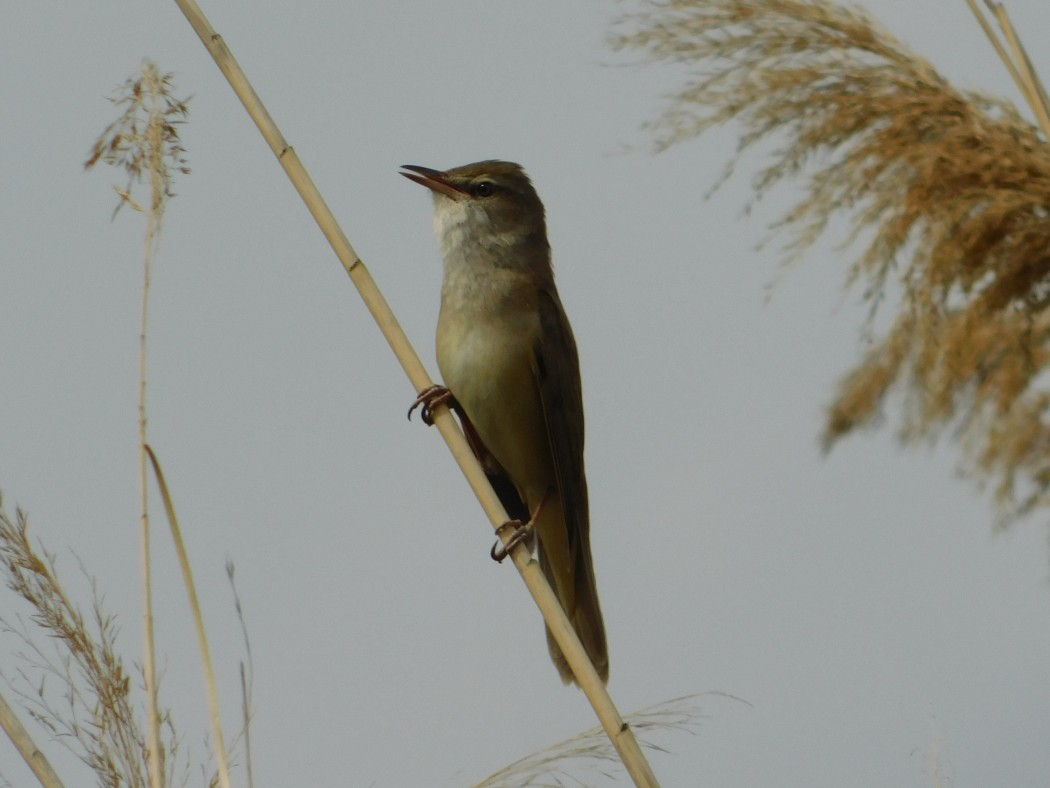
[86, 61, 190, 788]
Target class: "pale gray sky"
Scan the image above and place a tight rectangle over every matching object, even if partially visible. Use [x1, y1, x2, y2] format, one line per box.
[3, 1, 1050, 786]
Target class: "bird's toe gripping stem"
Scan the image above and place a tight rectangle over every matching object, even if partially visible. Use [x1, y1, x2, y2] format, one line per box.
[407, 384, 454, 426]
[490, 519, 534, 563]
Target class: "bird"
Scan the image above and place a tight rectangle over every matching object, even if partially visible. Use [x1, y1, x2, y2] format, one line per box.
[401, 160, 608, 685]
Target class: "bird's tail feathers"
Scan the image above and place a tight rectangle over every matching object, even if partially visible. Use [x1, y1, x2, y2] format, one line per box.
[539, 541, 609, 685]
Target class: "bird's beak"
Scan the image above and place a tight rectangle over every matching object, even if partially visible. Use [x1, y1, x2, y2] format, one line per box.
[400, 164, 469, 201]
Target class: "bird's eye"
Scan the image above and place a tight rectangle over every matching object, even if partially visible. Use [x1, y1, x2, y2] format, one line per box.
[473, 181, 495, 197]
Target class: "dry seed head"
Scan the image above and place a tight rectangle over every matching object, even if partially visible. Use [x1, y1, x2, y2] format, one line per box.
[613, 0, 1050, 526]
[85, 60, 190, 219]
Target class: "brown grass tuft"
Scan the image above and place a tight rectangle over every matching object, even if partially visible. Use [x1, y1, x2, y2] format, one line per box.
[0, 496, 181, 787]
[612, 0, 1050, 526]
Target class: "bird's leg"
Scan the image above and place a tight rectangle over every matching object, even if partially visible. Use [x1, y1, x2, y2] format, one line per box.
[490, 491, 549, 563]
[407, 384, 456, 426]
[409, 384, 541, 564]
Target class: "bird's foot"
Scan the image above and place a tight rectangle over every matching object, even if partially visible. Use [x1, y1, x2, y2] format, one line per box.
[490, 519, 534, 563]
[407, 384, 454, 426]
[490, 491, 548, 562]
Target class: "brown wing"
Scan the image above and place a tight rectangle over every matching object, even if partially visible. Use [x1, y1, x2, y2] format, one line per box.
[532, 286, 588, 553]
[533, 286, 608, 683]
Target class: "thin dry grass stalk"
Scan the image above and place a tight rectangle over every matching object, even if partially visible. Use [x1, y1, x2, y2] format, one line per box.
[970, 0, 1050, 139]
[145, 446, 233, 788]
[224, 562, 254, 788]
[85, 60, 191, 788]
[474, 693, 745, 787]
[612, 0, 1050, 527]
[0, 495, 180, 788]
[0, 688, 64, 787]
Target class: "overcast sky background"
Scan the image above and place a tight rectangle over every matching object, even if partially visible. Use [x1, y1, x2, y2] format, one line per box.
[3, 1, 1050, 786]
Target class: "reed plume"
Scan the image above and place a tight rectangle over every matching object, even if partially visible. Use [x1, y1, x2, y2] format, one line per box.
[613, 0, 1050, 526]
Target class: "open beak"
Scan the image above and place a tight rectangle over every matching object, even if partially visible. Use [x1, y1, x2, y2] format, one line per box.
[400, 164, 469, 201]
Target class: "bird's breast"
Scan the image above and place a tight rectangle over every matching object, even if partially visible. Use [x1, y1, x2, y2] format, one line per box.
[435, 280, 537, 396]
[435, 274, 552, 501]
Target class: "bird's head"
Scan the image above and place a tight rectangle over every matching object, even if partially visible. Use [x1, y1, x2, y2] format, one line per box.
[401, 160, 549, 263]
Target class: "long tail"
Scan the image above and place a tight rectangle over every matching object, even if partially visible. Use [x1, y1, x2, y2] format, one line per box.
[538, 526, 609, 685]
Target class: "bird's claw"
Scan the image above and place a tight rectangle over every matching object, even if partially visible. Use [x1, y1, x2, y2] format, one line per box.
[490, 519, 533, 563]
[408, 384, 453, 426]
